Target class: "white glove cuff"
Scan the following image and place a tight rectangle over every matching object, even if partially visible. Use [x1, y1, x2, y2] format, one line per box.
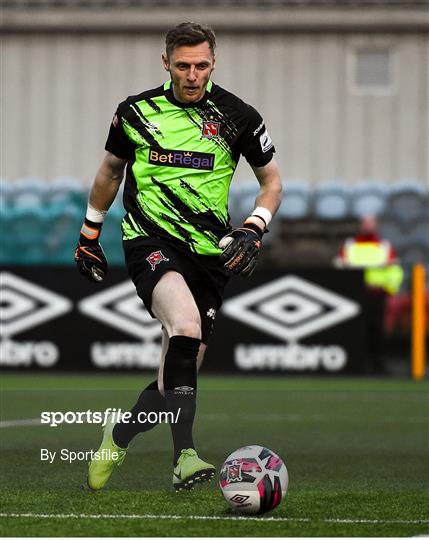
[251, 207, 272, 227]
[86, 204, 107, 223]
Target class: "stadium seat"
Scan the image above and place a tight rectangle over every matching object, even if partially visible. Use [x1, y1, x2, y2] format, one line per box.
[399, 243, 429, 268]
[407, 217, 429, 248]
[48, 176, 88, 212]
[314, 180, 351, 220]
[0, 180, 13, 233]
[45, 205, 82, 264]
[102, 197, 125, 265]
[350, 181, 389, 218]
[14, 176, 49, 198]
[10, 206, 47, 263]
[277, 180, 311, 220]
[6, 177, 46, 220]
[14, 190, 44, 211]
[388, 180, 428, 223]
[378, 216, 407, 251]
[228, 181, 260, 224]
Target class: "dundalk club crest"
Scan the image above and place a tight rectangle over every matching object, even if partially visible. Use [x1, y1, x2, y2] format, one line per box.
[226, 460, 243, 483]
[202, 121, 220, 139]
[146, 250, 169, 271]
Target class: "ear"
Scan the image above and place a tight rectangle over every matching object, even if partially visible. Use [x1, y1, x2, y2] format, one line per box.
[162, 53, 170, 71]
[211, 55, 216, 72]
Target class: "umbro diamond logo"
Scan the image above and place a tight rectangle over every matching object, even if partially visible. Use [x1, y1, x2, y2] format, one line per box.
[230, 494, 250, 504]
[222, 275, 360, 343]
[77, 281, 161, 341]
[0, 272, 72, 338]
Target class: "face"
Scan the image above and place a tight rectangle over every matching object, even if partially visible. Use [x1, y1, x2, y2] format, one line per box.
[360, 215, 378, 235]
[162, 42, 215, 104]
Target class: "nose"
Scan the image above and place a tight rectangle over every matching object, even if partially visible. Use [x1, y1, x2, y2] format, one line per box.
[187, 66, 197, 82]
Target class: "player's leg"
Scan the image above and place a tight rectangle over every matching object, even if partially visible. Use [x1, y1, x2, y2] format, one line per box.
[158, 331, 207, 395]
[113, 327, 207, 448]
[112, 333, 169, 448]
[87, 333, 169, 490]
[152, 270, 201, 460]
[151, 270, 215, 490]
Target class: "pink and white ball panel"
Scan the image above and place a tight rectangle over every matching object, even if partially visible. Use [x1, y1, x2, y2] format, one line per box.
[219, 445, 289, 515]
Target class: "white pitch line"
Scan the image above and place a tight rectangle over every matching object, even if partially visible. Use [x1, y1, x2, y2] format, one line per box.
[0, 418, 40, 428]
[0, 513, 428, 525]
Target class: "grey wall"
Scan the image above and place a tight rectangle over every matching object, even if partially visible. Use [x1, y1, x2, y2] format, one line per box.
[2, 31, 428, 184]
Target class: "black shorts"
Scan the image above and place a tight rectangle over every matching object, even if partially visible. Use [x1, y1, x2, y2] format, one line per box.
[123, 237, 230, 344]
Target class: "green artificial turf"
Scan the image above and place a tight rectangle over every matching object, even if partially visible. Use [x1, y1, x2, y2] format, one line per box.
[0, 374, 428, 537]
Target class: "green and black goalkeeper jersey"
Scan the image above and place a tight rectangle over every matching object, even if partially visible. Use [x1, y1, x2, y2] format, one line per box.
[105, 80, 275, 256]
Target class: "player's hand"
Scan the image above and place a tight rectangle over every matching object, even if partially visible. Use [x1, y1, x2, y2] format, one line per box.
[74, 218, 108, 283]
[219, 223, 263, 277]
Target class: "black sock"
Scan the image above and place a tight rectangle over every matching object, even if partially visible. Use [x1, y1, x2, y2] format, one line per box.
[163, 335, 200, 464]
[112, 380, 166, 448]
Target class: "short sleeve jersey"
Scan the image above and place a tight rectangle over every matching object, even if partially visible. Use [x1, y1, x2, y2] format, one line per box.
[105, 80, 275, 256]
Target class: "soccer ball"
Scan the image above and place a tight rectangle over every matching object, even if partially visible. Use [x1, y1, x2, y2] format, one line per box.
[219, 445, 288, 515]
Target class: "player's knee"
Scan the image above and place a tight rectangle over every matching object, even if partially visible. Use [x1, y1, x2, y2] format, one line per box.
[171, 319, 201, 340]
[157, 377, 165, 397]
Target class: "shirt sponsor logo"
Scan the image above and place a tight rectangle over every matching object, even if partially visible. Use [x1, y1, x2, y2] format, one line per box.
[202, 121, 220, 139]
[259, 130, 273, 153]
[149, 148, 215, 171]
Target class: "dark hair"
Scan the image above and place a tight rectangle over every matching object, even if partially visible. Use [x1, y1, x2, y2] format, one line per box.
[165, 22, 216, 57]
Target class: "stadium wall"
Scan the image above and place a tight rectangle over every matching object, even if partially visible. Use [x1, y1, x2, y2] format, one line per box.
[2, 17, 428, 185]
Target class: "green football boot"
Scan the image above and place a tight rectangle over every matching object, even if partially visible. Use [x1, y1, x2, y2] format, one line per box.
[173, 448, 216, 491]
[87, 417, 127, 490]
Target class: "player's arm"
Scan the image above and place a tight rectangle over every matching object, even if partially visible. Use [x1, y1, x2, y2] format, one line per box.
[220, 158, 282, 277]
[74, 152, 127, 282]
[248, 157, 282, 229]
[88, 151, 127, 212]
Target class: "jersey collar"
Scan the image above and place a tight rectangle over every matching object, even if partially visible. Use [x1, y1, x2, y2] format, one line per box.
[163, 80, 213, 108]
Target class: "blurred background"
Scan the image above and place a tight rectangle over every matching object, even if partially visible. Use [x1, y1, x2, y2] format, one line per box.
[1, 0, 428, 376]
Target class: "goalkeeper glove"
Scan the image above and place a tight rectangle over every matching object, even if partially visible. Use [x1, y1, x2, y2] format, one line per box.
[219, 222, 263, 277]
[74, 218, 108, 283]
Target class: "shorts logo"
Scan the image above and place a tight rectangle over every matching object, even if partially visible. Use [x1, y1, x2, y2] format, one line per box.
[149, 148, 215, 171]
[202, 121, 220, 139]
[146, 250, 169, 271]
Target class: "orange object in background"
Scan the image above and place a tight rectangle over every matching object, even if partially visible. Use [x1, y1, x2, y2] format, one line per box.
[411, 264, 427, 380]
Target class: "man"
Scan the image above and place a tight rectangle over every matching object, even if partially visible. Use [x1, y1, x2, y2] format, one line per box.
[75, 22, 282, 491]
[334, 215, 403, 373]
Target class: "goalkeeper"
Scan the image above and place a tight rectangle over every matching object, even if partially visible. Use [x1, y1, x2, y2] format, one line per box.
[75, 21, 282, 491]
